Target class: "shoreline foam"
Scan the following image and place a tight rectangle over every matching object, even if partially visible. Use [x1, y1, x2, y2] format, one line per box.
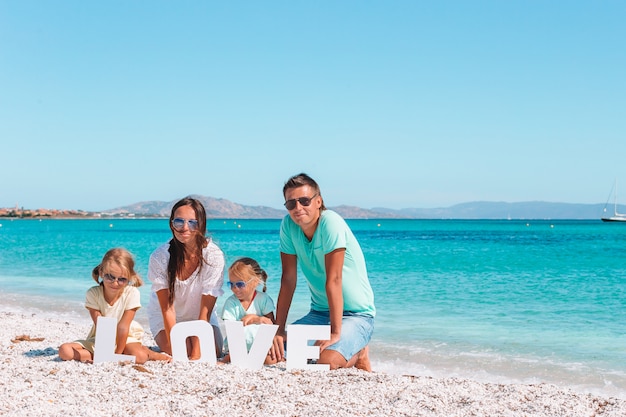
[2, 312, 626, 416]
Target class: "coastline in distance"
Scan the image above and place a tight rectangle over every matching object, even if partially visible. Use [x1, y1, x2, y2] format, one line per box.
[1, 195, 620, 220]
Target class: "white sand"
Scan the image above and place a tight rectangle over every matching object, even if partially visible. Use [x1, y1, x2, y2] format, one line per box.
[2, 311, 625, 417]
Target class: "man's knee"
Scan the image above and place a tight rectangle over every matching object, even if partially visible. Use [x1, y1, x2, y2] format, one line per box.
[318, 349, 347, 369]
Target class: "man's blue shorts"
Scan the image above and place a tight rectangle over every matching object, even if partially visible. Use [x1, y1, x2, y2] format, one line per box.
[292, 310, 374, 361]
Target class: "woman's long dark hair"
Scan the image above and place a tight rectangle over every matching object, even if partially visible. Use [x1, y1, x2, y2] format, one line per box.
[167, 197, 208, 305]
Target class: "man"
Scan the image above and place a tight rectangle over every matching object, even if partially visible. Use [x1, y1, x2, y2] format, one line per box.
[272, 173, 375, 370]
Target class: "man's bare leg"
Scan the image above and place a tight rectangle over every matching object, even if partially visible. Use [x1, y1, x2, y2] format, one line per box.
[318, 345, 371, 372]
[318, 349, 347, 370]
[354, 346, 371, 372]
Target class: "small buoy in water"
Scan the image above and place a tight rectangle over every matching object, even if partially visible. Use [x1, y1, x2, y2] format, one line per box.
[550, 224, 554, 228]
[526, 223, 530, 227]
[237, 224, 241, 228]
[377, 224, 381, 227]
[109, 224, 113, 228]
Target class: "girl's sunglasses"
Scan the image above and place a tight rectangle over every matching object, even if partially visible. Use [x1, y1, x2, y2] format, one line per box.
[103, 273, 129, 285]
[284, 193, 318, 211]
[227, 278, 254, 290]
[172, 218, 199, 231]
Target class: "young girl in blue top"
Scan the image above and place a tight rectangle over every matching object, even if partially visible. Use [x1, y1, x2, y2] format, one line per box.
[221, 257, 277, 365]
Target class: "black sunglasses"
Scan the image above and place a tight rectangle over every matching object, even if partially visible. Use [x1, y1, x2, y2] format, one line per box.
[284, 193, 318, 211]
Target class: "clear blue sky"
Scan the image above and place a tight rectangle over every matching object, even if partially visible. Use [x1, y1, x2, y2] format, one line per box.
[2, 1, 625, 211]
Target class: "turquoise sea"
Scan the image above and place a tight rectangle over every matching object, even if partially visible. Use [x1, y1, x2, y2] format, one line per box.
[1, 218, 625, 398]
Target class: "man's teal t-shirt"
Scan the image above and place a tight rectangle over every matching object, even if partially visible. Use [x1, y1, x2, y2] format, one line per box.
[279, 210, 376, 317]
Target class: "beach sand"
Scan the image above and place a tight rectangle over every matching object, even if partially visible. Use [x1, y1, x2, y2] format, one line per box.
[2, 311, 625, 417]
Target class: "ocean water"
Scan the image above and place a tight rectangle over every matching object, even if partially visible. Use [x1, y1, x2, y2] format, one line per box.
[1, 217, 626, 398]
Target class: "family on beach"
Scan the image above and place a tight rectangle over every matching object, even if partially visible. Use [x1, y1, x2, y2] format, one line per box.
[58, 173, 376, 371]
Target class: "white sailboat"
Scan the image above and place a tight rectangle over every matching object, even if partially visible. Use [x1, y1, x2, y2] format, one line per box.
[601, 180, 626, 222]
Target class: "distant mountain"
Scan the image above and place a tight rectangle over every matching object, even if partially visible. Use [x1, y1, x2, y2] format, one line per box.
[370, 201, 614, 220]
[329, 205, 403, 219]
[103, 196, 619, 220]
[104, 195, 286, 219]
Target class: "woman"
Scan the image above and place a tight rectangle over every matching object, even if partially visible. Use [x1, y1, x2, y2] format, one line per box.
[147, 197, 224, 359]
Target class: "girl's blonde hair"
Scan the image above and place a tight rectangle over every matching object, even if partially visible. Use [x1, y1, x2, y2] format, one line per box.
[92, 248, 143, 287]
[228, 257, 268, 292]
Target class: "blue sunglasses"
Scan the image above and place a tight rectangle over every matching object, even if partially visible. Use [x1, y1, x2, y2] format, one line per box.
[227, 278, 254, 290]
[172, 218, 199, 231]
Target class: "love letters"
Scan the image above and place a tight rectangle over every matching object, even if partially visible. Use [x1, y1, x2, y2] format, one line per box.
[93, 316, 330, 370]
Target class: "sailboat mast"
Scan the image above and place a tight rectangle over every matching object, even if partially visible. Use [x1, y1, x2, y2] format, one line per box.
[601, 179, 626, 222]
[615, 179, 618, 216]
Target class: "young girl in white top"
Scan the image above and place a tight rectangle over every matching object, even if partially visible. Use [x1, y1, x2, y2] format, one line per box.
[221, 257, 277, 365]
[58, 248, 170, 364]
